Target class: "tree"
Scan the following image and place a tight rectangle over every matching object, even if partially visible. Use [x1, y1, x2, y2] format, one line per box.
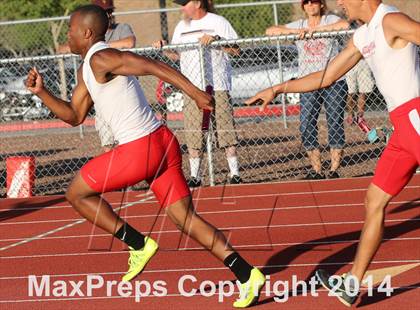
[0, 0, 86, 99]
[0, 0, 86, 56]
[215, 0, 293, 38]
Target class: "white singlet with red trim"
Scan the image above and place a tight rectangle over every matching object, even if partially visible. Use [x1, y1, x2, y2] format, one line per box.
[353, 4, 420, 112]
[82, 41, 161, 145]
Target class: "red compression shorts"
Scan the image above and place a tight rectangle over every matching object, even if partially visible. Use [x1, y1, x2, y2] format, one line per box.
[81, 126, 191, 207]
[372, 97, 420, 196]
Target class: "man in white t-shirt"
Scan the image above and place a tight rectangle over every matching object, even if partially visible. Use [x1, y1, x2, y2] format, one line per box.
[266, 0, 349, 180]
[154, 0, 241, 187]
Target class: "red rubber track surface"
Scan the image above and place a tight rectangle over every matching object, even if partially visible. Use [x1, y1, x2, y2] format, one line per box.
[1, 176, 419, 309]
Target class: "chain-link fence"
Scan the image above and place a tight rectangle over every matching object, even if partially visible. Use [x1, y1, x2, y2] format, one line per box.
[1, 30, 402, 197]
[0, 1, 302, 59]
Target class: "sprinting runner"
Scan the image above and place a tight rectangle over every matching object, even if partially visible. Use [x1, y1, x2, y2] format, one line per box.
[26, 5, 265, 308]
[246, 0, 419, 306]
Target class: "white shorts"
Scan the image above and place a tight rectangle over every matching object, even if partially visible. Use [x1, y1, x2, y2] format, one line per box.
[346, 59, 375, 94]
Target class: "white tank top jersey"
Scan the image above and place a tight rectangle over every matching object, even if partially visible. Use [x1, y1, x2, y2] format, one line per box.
[82, 42, 161, 145]
[353, 4, 420, 112]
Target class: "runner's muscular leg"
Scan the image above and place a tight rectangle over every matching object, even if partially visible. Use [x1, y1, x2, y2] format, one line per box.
[166, 196, 234, 261]
[350, 183, 393, 281]
[65, 172, 124, 234]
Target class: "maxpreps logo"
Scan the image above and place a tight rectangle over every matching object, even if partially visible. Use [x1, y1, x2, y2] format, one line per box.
[362, 41, 376, 58]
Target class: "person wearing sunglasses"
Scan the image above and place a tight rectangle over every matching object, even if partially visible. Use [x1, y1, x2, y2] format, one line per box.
[92, 0, 136, 50]
[266, 0, 349, 180]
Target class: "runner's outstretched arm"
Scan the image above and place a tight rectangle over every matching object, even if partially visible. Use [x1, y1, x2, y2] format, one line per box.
[383, 12, 420, 45]
[245, 38, 363, 110]
[90, 49, 214, 111]
[26, 67, 93, 126]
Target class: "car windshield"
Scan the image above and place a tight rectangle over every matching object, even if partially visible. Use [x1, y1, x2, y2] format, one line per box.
[230, 45, 298, 69]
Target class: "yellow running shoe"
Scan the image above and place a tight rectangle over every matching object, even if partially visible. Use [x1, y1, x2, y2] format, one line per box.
[233, 268, 266, 308]
[122, 237, 158, 282]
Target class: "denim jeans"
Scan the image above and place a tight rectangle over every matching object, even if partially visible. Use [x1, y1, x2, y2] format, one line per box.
[299, 80, 347, 150]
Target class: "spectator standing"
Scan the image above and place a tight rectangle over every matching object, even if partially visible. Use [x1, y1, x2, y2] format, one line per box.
[345, 21, 375, 126]
[266, 0, 349, 179]
[154, 0, 241, 187]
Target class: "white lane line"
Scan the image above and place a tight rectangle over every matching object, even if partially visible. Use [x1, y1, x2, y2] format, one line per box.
[1, 217, 419, 249]
[0, 200, 153, 211]
[2, 184, 419, 213]
[1, 217, 419, 244]
[1, 259, 419, 281]
[0, 195, 155, 252]
[2, 198, 418, 227]
[0, 219, 420, 252]
[2, 229, 420, 245]
[2, 234, 419, 260]
[0, 192, 154, 212]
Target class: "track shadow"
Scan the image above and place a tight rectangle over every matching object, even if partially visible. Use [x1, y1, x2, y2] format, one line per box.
[356, 282, 420, 308]
[0, 149, 86, 197]
[0, 196, 66, 222]
[258, 198, 420, 306]
[35, 156, 91, 177]
[323, 146, 384, 168]
[389, 197, 420, 214]
[236, 146, 383, 175]
[0, 148, 72, 161]
[239, 152, 306, 171]
[177, 135, 297, 154]
[237, 136, 297, 147]
[33, 176, 74, 195]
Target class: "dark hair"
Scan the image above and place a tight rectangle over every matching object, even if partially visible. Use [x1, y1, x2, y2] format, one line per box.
[73, 4, 109, 37]
[198, 0, 215, 13]
[301, 0, 327, 16]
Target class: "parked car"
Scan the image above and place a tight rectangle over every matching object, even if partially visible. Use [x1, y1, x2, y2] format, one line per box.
[0, 67, 51, 121]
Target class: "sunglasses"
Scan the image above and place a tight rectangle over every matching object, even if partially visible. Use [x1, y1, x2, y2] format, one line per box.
[302, 0, 321, 5]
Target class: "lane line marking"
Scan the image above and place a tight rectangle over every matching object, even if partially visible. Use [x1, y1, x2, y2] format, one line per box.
[2, 217, 419, 244]
[1, 259, 419, 281]
[2, 235, 419, 260]
[1, 199, 418, 226]
[2, 185, 419, 212]
[0, 195, 155, 252]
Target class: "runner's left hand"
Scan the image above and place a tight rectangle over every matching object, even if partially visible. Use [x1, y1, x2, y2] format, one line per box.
[244, 88, 277, 111]
[26, 67, 44, 95]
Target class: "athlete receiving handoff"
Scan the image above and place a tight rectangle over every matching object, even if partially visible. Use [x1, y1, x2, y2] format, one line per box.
[247, 0, 419, 306]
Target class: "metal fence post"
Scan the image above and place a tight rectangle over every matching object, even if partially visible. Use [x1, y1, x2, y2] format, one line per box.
[276, 40, 288, 129]
[198, 45, 215, 186]
[72, 56, 84, 139]
[272, 3, 287, 128]
[2, 30, 392, 197]
[272, 3, 279, 26]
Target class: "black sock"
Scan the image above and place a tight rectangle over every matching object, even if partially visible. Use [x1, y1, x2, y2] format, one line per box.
[224, 252, 253, 284]
[114, 223, 145, 250]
